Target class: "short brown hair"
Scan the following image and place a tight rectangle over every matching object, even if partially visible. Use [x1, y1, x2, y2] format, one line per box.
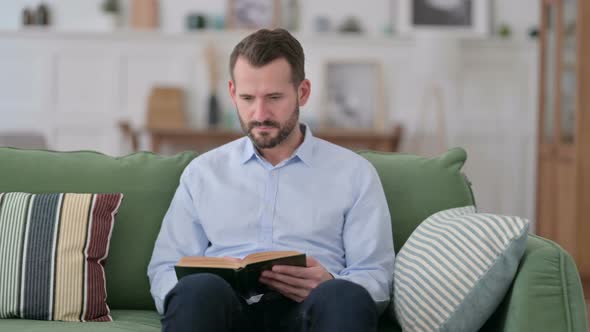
[229, 28, 305, 86]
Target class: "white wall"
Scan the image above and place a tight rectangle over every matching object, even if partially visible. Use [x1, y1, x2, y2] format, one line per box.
[0, 30, 539, 224]
[0, 1, 541, 222]
[0, 0, 539, 38]
[493, 0, 540, 38]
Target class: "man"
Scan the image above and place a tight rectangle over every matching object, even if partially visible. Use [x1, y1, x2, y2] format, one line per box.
[148, 28, 395, 332]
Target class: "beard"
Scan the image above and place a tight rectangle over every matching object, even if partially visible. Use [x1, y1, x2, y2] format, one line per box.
[239, 106, 300, 149]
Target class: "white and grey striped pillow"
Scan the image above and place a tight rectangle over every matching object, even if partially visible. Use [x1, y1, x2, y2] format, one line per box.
[392, 206, 529, 332]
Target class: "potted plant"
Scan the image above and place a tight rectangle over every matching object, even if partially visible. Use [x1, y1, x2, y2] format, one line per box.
[99, 0, 120, 30]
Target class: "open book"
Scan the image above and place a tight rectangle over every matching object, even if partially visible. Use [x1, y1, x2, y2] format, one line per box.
[175, 251, 306, 297]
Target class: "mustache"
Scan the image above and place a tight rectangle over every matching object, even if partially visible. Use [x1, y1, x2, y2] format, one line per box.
[248, 120, 280, 129]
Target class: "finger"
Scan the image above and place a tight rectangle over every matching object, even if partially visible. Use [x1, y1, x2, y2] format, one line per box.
[297, 257, 334, 282]
[263, 271, 316, 290]
[271, 265, 328, 284]
[284, 293, 304, 303]
[259, 276, 308, 299]
[272, 265, 310, 278]
[306, 256, 319, 267]
[259, 276, 279, 292]
[267, 286, 303, 303]
[268, 281, 306, 302]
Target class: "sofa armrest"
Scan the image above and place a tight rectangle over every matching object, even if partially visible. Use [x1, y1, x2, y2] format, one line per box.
[481, 235, 588, 332]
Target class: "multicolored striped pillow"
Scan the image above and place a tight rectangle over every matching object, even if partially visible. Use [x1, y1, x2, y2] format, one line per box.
[392, 206, 529, 332]
[0, 192, 123, 322]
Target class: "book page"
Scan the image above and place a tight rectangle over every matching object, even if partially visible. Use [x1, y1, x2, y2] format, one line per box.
[176, 256, 244, 269]
[242, 250, 303, 265]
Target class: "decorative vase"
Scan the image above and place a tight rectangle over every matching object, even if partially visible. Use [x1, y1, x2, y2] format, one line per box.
[35, 3, 50, 26]
[208, 94, 220, 127]
[22, 7, 34, 26]
[131, 0, 159, 29]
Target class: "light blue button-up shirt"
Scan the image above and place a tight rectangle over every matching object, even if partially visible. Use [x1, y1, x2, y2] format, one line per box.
[147, 125, 395, 314]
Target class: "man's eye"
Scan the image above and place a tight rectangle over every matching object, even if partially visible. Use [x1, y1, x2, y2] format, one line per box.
[270, 95, 282, 100]
[242, 96, 253, 101]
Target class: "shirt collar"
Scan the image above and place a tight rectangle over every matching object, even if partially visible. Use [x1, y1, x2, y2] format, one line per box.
[293, 124, 314, 167]
[240, 136, 257, 164]
[240, 123, 315, 167]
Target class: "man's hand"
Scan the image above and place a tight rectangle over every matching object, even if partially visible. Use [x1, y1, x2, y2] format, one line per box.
[259, 256, 334, 302]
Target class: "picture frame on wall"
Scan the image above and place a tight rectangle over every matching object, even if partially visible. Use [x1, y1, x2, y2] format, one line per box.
[398, 0, 490, 36]
[321, 61, 386, 131]
[227, 0, 281, 29]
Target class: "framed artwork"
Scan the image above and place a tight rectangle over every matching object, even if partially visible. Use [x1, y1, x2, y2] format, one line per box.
[321, 61, 386, 131]
[398, 0, 489, 36]
[227, 0, 281, 29]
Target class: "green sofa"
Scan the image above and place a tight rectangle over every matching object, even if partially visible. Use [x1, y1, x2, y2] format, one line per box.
[0, 146, 587, 331]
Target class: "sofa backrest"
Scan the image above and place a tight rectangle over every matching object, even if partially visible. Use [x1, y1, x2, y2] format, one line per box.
[359, 147, 475, 253]
[0, 148, 196, 311]
[0, 146, 474, 311]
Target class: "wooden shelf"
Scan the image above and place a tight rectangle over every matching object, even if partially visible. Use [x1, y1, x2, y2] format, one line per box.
[149, 126, 403, 154]
[120, 123, 403, 154]
[0, 29, 538, 51]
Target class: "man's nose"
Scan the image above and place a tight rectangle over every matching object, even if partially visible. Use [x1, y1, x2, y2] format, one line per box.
[252, 99, 271, 121]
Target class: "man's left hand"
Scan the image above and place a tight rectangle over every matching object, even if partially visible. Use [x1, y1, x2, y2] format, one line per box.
[259, 256, 334, 302]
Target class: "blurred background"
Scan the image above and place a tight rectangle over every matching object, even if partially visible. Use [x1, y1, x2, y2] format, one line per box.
[0, 0, 586, 261]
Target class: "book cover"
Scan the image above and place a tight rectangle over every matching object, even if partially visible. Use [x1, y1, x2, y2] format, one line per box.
[174, 251, 306, 297]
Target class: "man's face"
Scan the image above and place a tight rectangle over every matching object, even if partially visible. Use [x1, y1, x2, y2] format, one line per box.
[229, 57, 310, 149]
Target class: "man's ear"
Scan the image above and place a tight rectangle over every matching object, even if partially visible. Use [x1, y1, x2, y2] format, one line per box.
[298, 79, 311, 107]
[228, 79, 237, 106]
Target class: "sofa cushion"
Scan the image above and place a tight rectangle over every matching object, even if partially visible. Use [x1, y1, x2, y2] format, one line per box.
[392, 206, 529, 332]
[0, 148, 197, 311]
[359, 148, 475, 252]
[0, 192, 123, 322]
[0, 309, 161, 331]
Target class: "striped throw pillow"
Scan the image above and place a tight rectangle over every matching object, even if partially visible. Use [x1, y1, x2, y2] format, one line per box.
[392, 206, 529, 332]
[0, 192, 123, 322]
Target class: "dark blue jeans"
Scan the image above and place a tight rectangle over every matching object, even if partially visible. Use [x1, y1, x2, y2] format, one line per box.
[161, 273, 378, 332]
